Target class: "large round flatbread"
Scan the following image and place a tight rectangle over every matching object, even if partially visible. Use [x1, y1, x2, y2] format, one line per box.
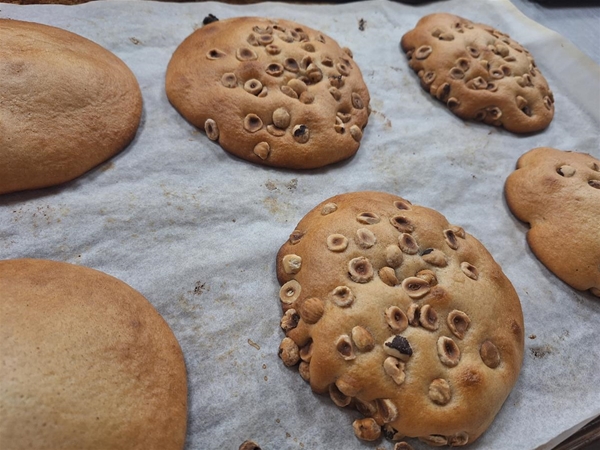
[166, 16, 370, 169]
[0, 19, 142, 195]
[276, 192, 524, 445]
[0, 259, 187, 450]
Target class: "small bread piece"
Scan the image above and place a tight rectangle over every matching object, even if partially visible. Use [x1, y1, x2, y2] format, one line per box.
[400, 13, 554, 133]
[0, 259, 187, 449]
[0, 19, 142, 195]
[505, 147, 600, 297]
[276, 192, 524, 445]
[166, 17, 370, 169]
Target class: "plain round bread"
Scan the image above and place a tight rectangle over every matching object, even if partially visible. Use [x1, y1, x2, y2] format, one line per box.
[0, 259, 187, 450]
[0, 19, 142, 195]
[276, 191, 524, 445]
[166, 16, 370, 169]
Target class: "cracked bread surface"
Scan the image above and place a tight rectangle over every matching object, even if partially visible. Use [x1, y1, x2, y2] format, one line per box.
[0, 19, 142, 195]
[400, 13, 554, 134]
[166, 16, 370, 169]
[0, 259, 188, 450]
[276, 191, 524, 445]
[505, 147, 600, 297]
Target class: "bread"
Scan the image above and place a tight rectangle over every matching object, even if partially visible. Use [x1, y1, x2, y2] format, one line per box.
[0, 259, 187, 449]
[505, 147, 600, 297]
[165, 16, 370, 169]
[276, 191, 524, 445]
[0, 19, 142, 195]
[400, 13, 554, 133]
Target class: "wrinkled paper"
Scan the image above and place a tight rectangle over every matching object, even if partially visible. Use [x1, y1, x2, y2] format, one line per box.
[1, 1, 599, 449]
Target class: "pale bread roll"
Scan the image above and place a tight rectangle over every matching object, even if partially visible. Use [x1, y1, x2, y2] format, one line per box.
[0, 259, 187, 449]
[0, 19, 142, 195]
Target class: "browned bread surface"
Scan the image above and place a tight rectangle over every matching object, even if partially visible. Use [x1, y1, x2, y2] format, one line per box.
[505, 147, 600, 297]
[400, 13, 554, 134]
[0, 259, 187, 450]
[165, 17, 370, 169]
[0, 19, 142, 195]
[276, 191, 524, 445]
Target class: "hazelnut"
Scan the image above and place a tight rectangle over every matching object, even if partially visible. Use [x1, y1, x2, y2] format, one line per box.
[356, 228, 377, 248]
[329, 383, 351, 407]
[402, 277, 430, 299]
[350, 125, 363, 142]
[443, 229, 459, 250]
[355, 398, 377, 417]
[321, 202, 338, 215]
[449, 432, 469, 446]
[419, 304, 439, 331]
[398, 233, 419, 255]
[390, 215, 414, 233]
[406, 304, 420, 327]
[331, 286, 355, 307]
[415, 45, 433, 60]
[282, 254, 302, 274]
[236, 48, 257, 61]
[243, 114, 263, 133]
[299, 340, 313, 362]
[292, 124, 310, 143]
[353, 418, 381, 441]
[204, 119, 219, 141]
[384, 335, 413, 362]
[272, 108, 291, 129]
[279, 280, 301, 305]
[351, 326, 374, 351]
[460, 262, 479, 280]
[428, 378, 451, 405]
[278, 337, 299, 366]
[348, 257, 374, 283]
[383, 356, 406, 385]
[298, 297, 324, 324]
[253, 142, 270, 160]
[336, 334, 355, 360]
[437, 336, 461, 367]
[280, 308, 300, 332]
[244, 79, 263, 95]
[447, 310, 471, 340]
[480, 340, 501, 368]
[298, 361, 310, 381]
[356, 212, 380, 225]
[419, 435, 448, 446]
[221, 72, 237, 88]
[239, 440, 261, 450]
[385, 245, 404, 268]
[327, 234, 349, 252]
[376, 398, 398, 423]
[379, 267, 399, 287]
[385, 306, 408, 333]
[422, 249, 447, 267]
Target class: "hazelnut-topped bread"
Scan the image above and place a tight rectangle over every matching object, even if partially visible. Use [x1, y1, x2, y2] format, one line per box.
[276, 192, 524, 445]
[166, 16, 370, 169]
[400, 13, 554, 134]
[505, 147, 600, 297]
[0, 19, 142, 195]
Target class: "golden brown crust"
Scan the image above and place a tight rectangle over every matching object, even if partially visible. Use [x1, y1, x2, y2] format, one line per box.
[165, 17, 370, 169]
[400, 13, 554, 134]
[0, 19, 142, 195]
[276, 191, 524, 444]
[505, 147, 600, 296]
[0, 259, 187, 450]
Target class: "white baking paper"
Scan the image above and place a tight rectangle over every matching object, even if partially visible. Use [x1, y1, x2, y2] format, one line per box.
[0, 1, 599, 449]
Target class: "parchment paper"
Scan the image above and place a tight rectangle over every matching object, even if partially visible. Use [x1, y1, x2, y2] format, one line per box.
[1, 1, 599, 449]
